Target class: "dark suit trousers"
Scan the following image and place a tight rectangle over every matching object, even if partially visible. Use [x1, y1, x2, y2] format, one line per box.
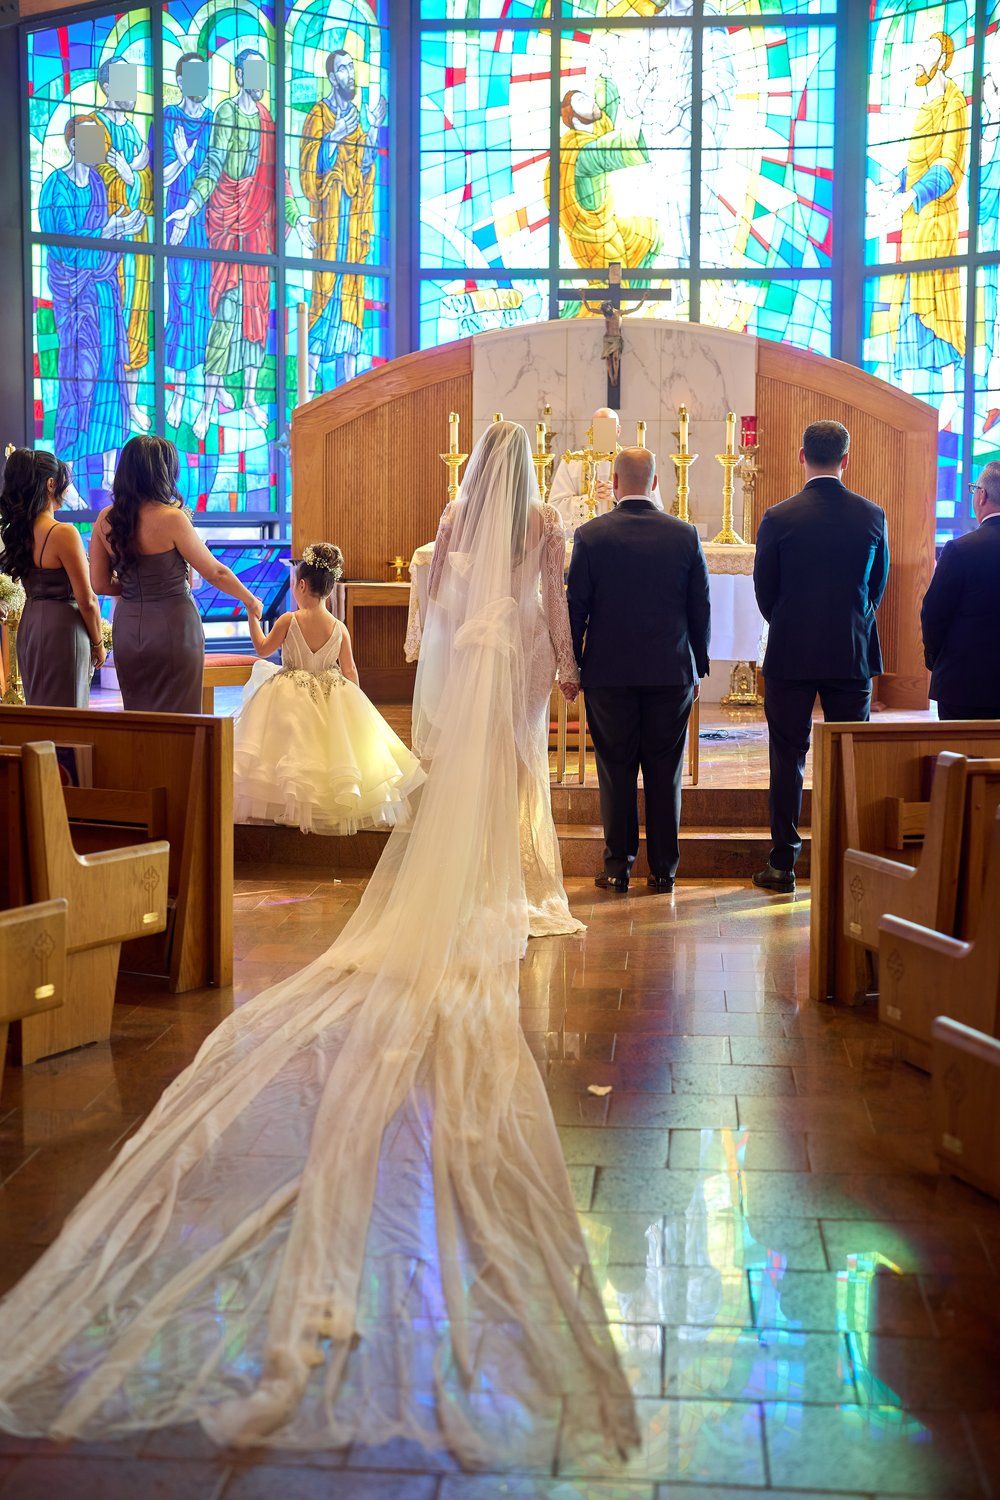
[764, 677, 871, 872]
[585, 686, 695, 880]
[936, 702, 1000, 721]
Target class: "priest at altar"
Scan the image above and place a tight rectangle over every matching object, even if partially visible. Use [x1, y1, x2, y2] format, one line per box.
[549, 406, 663, 531]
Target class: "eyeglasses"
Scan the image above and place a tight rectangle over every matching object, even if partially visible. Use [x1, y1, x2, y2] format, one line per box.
[969, 483, 983, 495]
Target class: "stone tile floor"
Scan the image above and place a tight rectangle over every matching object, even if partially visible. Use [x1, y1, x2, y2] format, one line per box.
[1, 872, 999, 1498]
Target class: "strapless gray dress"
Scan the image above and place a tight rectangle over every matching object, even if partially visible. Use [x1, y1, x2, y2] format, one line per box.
[19, 563, 92, 709]
[113, 549, 204, 714]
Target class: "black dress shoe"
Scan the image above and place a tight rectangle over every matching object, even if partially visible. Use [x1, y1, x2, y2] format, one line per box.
[647, 876, 675, 892]
[594, 873, 629, 893]
[752, 863, 796, 894]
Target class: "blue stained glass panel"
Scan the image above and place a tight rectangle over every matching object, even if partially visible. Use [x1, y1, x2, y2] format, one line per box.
[701, 26, 835, 271]
[700, 277, 832, 354]
[419, 277, 550, 346]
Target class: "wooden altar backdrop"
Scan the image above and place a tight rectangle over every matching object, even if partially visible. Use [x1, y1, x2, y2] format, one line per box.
[291, 333, 937, 708]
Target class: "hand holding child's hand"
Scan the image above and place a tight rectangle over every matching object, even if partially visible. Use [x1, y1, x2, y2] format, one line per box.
[247, 595, 264, 621]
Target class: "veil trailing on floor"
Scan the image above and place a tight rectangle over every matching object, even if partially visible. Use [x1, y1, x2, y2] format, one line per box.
[0, 423, 638, 1467]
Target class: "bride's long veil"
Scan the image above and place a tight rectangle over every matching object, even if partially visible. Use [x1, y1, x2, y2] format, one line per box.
[0, 423, 638, 1467]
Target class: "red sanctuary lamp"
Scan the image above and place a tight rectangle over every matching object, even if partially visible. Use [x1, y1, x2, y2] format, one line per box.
[740, 414, 757, 448]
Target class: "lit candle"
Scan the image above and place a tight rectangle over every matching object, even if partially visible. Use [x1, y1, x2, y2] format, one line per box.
[448, 411, 459, 454]
[678, 405, 689, 452]
[535, 420, 546, 455]
[740, 414, 757, 447]
[637, 420, 647, 447]
[726, 411, 736, 455]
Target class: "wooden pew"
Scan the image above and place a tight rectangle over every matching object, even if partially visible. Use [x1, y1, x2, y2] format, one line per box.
[959, 758, 1000, 938]
[0, 706, 233, 993]
[810, 720, 1000, 1004]
[932, 1017, 1000, 1201]
[843, 751, 968, 955]
[14, 743, 168, 1062]
[0, 898, 66, 1095]
[878, 808, 1000, 1067]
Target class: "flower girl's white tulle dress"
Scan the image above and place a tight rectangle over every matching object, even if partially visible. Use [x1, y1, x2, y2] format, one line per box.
[233, 614, 424, 835]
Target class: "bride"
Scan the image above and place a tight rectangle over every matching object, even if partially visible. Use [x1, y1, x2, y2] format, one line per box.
[0, 422, 638, 1466]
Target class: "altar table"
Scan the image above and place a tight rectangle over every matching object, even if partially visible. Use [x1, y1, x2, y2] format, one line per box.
[405, 540, 764, 666]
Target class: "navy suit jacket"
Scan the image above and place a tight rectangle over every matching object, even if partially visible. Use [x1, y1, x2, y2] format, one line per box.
[753, 476, 890, 682]
[566, 497, 711, 689]
[921, 516, 1000, 710]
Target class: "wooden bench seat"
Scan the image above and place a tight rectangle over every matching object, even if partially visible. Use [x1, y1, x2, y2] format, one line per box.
[14, 742, 169, 1062]
[202, 653, 256, 714]
[0, 898, 66, 1095]
[932, 1018, 1000, 1200]
[877, 807, 1000, 1068]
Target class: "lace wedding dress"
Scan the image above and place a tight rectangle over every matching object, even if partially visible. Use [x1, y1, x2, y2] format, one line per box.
[0, 422, 637, 1468]
[417, 489, 582, 938]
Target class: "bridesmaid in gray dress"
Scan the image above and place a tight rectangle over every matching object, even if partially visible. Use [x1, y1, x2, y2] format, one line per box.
[0, 449, 105, 707]
[89, 437, 263, 713]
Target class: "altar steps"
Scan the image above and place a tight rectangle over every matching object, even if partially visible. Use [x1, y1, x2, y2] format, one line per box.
[234, 783, 810, 880]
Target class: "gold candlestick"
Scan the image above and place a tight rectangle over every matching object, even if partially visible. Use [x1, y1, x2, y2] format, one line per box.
[440, 410, 468, 504]
[636, 420, 647, 447]
[670, 404, 697, 523]
[388, 555, 408, 583]
[492, 411, 504, 424]
[712, 410, 746, 546]
[533, 420, 553, 502]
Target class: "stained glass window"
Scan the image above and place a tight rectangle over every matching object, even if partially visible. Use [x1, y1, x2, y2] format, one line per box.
[864, 268, 966, 529]
[32, 241, 155, 507]
[420, 30, 553, 271]
[701, 26, 835, 270]
[866, 2, 974, 266]
[25, 0, 388, 526]
[286, 268, 388, 401]
[701, 277, 832, 354]
[557, 29, 692, 271]
[979, 7, 1000, 254]
[972, 264, 1000, 523]
[420, 278, 550, 347]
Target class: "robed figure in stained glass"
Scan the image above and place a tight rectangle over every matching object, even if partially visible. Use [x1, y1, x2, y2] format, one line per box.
[87, 57, 152, 433]
[873, 31, 967, 429]
[38, 118, 138, 492]
[300, 49, 386, 391]
[163, 52, 213, 431]
[168, 48, 307, 440]
[550, 69, 661, 282]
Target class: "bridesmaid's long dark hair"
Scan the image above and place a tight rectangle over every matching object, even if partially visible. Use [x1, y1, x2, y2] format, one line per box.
[107, 436, 185, 571]
[0, 448, 70, 582]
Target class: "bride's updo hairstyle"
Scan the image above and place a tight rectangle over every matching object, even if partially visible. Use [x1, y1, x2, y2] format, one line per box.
[0, 448, 70, 582]
[297, 542, 343, 599]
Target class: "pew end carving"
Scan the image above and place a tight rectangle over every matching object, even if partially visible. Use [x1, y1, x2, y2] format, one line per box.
[0, 898, 67, 1097]
[843, 750, 968, 953]
[878, 808, 1000, 1067]
[16, 742, 169, 1063]
[932, 1017, 1000, 1201]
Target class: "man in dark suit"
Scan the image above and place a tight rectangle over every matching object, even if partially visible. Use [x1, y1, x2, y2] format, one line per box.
[921, 461, 1000, 721]
[752, 420, 890, 894]
[566, 447, 711, 893]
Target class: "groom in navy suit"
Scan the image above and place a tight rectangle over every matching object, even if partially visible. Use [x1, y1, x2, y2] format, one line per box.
[567, 448, 711, 893]
[752, 420, 890, 893]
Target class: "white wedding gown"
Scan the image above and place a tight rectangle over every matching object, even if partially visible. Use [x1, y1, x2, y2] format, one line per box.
[0, 424, 637, 1468]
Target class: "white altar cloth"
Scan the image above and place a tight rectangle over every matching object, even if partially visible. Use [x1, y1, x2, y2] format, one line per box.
[405, 538, 763, 665]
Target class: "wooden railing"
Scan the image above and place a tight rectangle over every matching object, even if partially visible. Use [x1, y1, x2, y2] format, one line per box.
[550, 691, 701, 786]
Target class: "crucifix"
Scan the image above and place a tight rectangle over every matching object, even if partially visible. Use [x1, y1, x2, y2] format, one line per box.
[555, 261, 673, 409]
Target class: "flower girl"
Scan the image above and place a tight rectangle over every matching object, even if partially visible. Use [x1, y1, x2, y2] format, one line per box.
[234, 543, 424, 834]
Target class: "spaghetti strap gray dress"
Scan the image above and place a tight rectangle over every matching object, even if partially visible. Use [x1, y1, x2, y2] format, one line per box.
[19, 528, 92, 708]
[112, 548, 204, 714]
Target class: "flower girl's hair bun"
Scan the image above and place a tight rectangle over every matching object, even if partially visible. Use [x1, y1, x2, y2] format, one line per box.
[297, 542, 344, 599]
